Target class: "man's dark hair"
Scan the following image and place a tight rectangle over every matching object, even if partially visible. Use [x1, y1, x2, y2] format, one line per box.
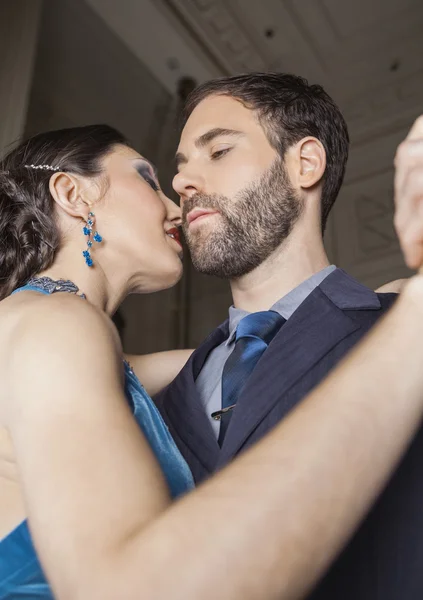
[183, 72, 349, 231]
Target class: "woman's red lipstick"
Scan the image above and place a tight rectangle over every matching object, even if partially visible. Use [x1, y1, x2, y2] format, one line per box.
[166, 227, 182, 247]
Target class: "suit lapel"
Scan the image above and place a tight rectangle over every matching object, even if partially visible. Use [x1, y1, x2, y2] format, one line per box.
[162, 322, 228, 472]
[163, 267, 382, 471]
[217, 280, 370, 465]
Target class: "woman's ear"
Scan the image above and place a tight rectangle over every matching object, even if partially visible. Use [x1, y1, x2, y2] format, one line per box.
[49, 172, 90, 219]
[297, 137, 326, 189]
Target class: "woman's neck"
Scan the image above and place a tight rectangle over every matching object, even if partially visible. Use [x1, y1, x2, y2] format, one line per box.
[37, 246, 127, 315]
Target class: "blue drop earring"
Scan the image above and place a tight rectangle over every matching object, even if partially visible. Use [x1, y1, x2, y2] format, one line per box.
[82, 211, 102, 267]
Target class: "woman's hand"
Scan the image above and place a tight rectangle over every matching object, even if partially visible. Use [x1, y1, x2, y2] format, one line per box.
[394, 115, 423, 270]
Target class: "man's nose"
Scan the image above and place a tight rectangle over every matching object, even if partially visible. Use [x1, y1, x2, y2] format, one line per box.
[172, 167, 205, 203]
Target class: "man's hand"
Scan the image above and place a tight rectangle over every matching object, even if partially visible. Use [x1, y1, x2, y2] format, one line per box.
[394, 115, 423, 270]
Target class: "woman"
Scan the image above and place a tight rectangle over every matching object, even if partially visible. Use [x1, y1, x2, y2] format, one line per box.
[1, 124, 423, 600]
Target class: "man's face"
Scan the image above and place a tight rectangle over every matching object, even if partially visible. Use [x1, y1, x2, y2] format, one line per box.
[173, 95, 303, 278]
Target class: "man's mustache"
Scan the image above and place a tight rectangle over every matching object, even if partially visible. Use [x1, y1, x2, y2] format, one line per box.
[182, 193, 227, 225]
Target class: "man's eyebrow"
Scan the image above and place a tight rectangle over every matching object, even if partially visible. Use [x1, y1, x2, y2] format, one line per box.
[195, 128, 243, 148]
[175, 128, 243, 170]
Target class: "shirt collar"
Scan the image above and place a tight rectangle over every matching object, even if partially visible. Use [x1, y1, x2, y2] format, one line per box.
[226, 265, 337, 346]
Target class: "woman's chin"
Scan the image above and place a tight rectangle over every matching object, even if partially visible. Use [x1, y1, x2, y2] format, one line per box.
[131, 261, 184, 294]
[161, 263, 184, 290]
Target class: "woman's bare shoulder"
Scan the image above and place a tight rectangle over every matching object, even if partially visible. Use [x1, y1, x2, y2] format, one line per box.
[0, 291, 116, 346]
[0, 292, 122, 422]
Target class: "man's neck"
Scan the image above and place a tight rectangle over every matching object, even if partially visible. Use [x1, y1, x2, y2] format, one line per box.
[229, 229, 330, 313]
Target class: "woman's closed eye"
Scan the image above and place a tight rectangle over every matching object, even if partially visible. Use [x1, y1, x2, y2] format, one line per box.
[134, 162, 160, 192]
[143, 173, 160, 192]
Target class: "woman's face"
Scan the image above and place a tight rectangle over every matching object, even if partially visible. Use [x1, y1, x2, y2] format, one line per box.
[95, 145, 183, 293]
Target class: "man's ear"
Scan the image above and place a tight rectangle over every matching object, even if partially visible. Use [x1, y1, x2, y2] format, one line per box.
[297, 137, 326, 189]
[49, 172, 91, 219]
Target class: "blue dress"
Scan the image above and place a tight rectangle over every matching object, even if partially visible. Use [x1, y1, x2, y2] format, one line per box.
[0, 283, 194, 599]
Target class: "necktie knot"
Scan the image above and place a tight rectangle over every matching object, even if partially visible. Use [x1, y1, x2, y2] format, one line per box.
[236, 310, 286, 345]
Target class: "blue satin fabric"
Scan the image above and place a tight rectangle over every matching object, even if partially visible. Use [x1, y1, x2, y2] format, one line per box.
[0, 284, 194, 598]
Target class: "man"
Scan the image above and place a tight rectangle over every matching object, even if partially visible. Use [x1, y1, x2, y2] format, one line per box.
[155, 73, 421, 599]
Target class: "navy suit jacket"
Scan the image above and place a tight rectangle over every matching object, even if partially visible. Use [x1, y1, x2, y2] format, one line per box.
[155, 269, 423, 599]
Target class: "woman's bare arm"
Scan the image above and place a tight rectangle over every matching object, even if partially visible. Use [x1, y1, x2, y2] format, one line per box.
[6, 278, 423, 600]
[124, 349, 194, 396]
[375, 278, 408, 293]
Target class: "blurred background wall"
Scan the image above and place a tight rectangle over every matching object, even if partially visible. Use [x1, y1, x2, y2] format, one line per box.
[1, 0, 422, 353]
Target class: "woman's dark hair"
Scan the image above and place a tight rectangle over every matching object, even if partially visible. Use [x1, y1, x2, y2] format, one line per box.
[183, 72, 350, 232]
[0, 124, 127, 300]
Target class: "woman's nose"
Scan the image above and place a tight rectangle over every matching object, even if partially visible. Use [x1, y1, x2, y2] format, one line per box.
[163, 193, 182, 226]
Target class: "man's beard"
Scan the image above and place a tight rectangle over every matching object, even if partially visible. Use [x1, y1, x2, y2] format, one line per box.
[181, 158, 304, 279]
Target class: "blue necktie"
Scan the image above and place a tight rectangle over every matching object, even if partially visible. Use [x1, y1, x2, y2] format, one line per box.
[217, 310, 286, 446]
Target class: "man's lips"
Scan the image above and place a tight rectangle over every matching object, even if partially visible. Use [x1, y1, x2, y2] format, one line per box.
[166, 227, 182, 248]
[186, 208, 219, 226]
